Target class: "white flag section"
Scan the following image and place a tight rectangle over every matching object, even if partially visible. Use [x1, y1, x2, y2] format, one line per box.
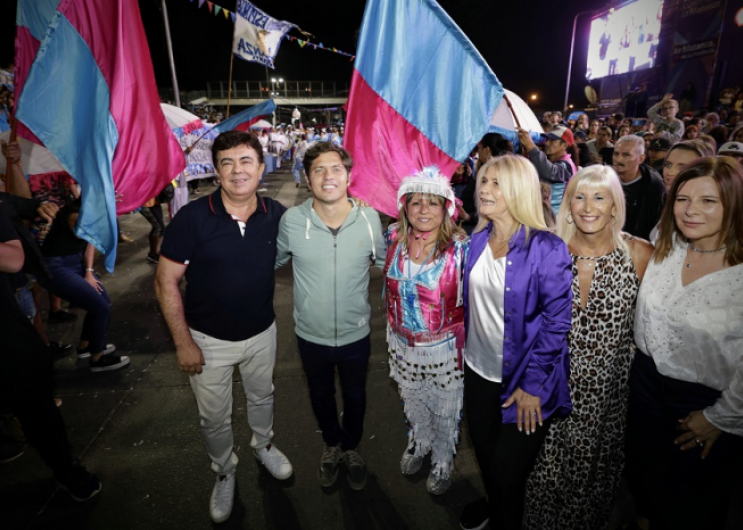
[233, 0, 296, 68]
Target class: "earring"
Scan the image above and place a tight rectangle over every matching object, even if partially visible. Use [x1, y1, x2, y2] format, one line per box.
[566, 214, 574, 225]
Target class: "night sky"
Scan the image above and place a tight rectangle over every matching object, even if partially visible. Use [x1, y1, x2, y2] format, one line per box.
[1, 0, 604, 111]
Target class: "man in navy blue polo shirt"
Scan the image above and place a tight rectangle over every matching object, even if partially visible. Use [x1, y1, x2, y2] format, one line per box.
[155, 131, 292, 524]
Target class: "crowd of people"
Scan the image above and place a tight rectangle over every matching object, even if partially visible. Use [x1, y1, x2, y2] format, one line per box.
[1, 83, 742, 530]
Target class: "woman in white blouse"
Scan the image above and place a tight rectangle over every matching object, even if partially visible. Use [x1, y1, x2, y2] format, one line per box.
[627, 156, 743, 530]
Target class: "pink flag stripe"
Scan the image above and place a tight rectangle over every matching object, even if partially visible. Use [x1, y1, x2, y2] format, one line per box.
[13, 26, 43, 145]
[234, 116, 268, 132]
[61, 0, 185, 214]
[345, 69, 460, 218]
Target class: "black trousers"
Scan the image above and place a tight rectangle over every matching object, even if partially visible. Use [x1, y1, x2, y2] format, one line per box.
[464, 364, 551, 530]
[297, 334, 371, 451]
[626, 352, 743, 530]
[1, 305, 74, 474]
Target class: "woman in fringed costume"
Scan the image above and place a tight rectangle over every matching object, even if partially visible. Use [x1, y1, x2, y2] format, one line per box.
[385, 166, 468, 495]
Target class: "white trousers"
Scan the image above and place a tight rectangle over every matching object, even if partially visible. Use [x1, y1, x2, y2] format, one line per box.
[189, 322, 276, 474]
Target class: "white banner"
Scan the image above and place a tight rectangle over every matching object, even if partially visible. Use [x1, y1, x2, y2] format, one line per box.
[232, 0, 296, 68]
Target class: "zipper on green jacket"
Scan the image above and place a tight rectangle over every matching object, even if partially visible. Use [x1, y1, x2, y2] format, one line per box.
[333, 233, 338, 346]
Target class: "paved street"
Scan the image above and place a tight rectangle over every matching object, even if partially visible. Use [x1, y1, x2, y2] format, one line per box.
[1, 166, 740, 529]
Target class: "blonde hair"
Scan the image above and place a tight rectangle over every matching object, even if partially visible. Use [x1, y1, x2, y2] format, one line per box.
[396, 192, 464, 260]
[556, 165, 630, 259]
[474, 155, 548, 239]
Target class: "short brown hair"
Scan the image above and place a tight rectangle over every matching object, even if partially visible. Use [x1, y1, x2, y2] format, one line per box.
[654, 156, 743, 266]
[303, 142, 353, 174]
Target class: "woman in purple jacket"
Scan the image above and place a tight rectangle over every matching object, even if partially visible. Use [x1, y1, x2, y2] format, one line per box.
[459, 155, 573, 530]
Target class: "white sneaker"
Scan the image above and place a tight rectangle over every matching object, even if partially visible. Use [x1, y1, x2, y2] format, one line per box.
[209, 473, 235, 523]
[254, 445, 293, 480]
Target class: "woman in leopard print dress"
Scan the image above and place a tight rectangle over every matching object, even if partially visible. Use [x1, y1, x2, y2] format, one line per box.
[524, 166, 653, 530]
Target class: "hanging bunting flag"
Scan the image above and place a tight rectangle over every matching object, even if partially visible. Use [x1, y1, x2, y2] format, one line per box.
[16, 0, 186, 271]
[182, 0, 355, 60]
[232, 0, 296, 68]
[207, 2, 213, 13]
[345, 0, 504, 217]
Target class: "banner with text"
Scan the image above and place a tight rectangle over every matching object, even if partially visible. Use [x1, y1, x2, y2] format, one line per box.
[232, 0, 296, 68]
[667, 0, 724, 108]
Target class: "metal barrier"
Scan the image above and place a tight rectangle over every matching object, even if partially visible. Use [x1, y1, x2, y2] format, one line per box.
[206, 80, 349, 100]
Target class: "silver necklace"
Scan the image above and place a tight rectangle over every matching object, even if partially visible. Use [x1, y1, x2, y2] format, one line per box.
[686, 243, 727, 268]
[688, 242, 727, 253]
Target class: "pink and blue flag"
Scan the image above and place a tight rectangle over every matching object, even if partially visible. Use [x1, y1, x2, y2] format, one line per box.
[345, 0, 504, 217]
[15, 0, 185, 271]
[212, 99, 277, 133]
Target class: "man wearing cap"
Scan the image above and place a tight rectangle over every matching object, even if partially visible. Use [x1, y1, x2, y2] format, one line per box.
[646, 137, 672, 172]
[719, 142, 743, 161]
[517, 126, 576, 213]
[276, 142, 386, 491]
[648, 93, 685, 143]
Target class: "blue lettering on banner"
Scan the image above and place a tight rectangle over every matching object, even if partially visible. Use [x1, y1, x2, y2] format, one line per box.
[237, 1, 268, 28]
[237, 38, 270, 65]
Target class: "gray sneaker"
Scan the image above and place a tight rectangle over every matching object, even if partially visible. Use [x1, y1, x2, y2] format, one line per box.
[400, 448, 423, 475]
[318, 444, 342, 487]
[344, 449, 367, 490]
[426, 470, 451, 495]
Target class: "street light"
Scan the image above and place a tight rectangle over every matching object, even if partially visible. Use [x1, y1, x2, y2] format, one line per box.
[564, 9, 598, 114]
[271, 77, 286, 100]
[530, 94, 538, 101]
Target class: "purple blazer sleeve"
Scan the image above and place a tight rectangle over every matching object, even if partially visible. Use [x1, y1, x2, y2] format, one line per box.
[517, 237, 573, 418]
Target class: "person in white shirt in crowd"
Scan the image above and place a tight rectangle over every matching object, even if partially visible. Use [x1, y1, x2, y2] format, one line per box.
[258, 129, 269, 153]
[269, 127, 281, 156]
[627, 156, 743, 530]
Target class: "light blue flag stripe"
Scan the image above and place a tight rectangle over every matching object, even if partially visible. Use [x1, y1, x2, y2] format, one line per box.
[17, 12, 120, 271]
[17, 0, 62, 40]
[354, 0, 503, 162]
[212, 99, 277, 134]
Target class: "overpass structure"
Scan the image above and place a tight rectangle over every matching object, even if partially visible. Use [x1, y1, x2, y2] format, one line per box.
[197, 79, 349, 106]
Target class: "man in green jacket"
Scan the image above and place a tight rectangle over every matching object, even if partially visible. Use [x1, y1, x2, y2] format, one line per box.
[276, 142, 385, 491]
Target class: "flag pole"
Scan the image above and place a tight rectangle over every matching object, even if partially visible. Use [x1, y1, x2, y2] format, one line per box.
[161, 0, 181, 107]
[226, 52, 235, 118]
[503, 93, 529, 156]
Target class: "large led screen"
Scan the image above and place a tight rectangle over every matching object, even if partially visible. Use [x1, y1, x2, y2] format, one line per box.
[586, 0, 664, 80]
